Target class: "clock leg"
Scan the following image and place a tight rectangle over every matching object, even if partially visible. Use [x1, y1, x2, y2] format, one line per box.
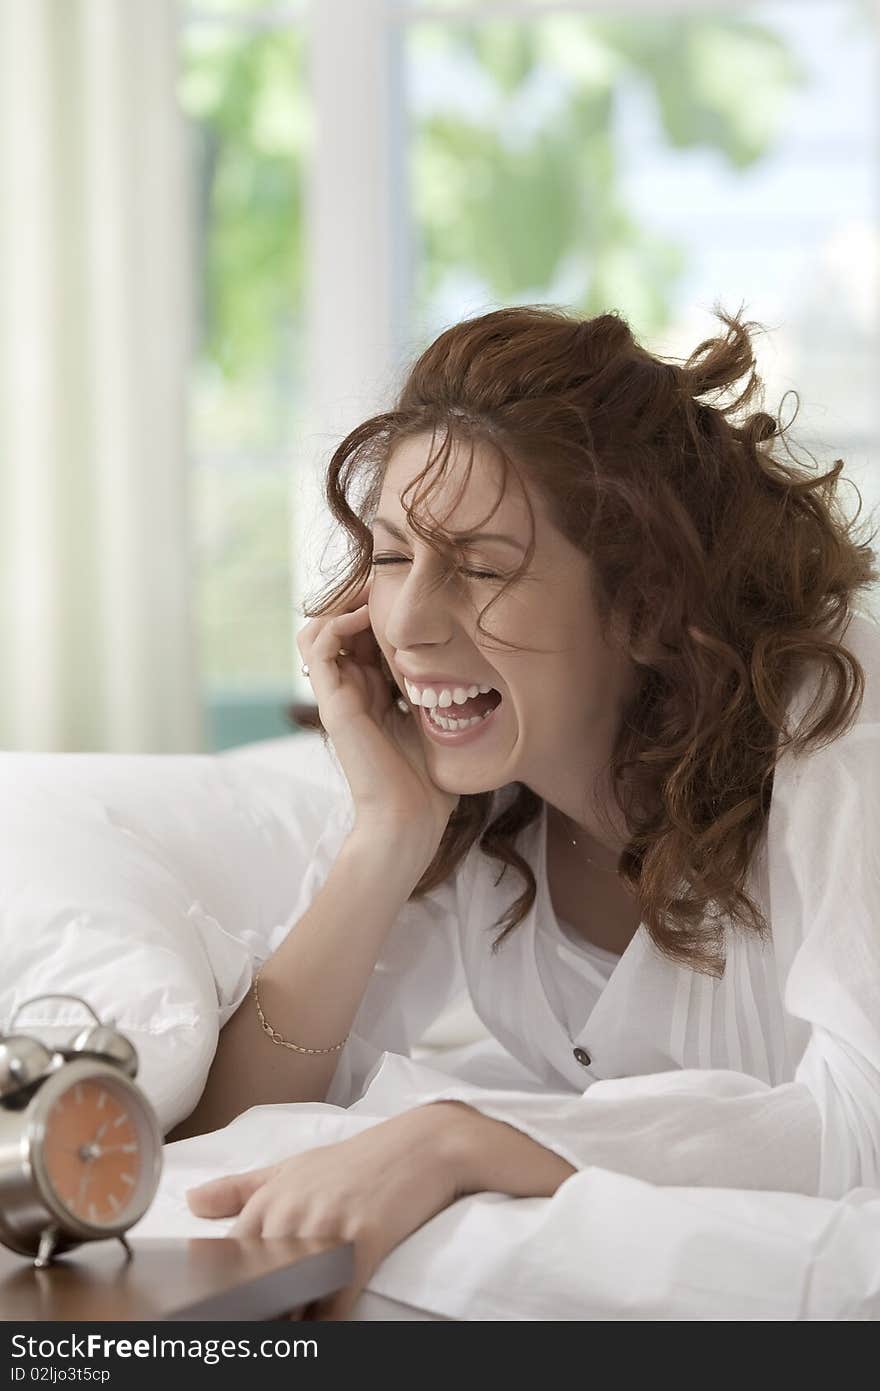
[33, 1224, 63, 1269]
[117, 1234, 134, 1262]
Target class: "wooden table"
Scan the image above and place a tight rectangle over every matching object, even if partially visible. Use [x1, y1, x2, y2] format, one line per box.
[0, 1235, 354, 1321]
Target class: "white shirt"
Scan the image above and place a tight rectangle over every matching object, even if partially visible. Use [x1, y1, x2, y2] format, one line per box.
[537, 914, 621, 1040]
[267, 609, 880, 1200]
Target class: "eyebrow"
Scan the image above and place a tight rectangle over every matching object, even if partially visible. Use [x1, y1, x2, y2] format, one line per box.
[372, 516, 526, 552]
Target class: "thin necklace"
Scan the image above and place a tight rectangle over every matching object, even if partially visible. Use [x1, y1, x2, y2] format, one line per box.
[554, 806, 620, 874]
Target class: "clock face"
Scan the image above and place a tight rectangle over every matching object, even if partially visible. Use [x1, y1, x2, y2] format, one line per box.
[40, 1075, 145, 1229]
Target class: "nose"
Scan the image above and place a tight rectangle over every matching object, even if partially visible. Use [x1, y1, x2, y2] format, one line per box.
[377, 562, 458, 654]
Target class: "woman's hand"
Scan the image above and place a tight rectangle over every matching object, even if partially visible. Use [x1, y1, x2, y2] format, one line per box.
[183, 1107, 465, 1321]
[296, 578, 460, 861]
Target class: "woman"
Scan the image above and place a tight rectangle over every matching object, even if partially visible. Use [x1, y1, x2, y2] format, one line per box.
[173, 304, 880, 1318]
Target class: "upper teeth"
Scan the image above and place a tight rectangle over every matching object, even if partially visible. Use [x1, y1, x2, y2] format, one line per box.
[403, 679, 495, 709]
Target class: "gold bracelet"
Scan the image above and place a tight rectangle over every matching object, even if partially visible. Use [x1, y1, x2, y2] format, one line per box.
[252, 969, 349, 1055]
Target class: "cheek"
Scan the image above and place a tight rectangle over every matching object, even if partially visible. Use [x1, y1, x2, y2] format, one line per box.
[515, 673, 576, 731]
[367, 599, 394, 667]
[368, 595, 388, 641]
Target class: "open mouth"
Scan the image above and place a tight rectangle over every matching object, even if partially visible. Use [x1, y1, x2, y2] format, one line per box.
[420, 688, 503, 741]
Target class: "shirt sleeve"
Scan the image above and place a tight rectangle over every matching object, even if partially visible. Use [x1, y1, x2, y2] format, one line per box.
[251, 785, 467, 1111]
[397, 718, 880, 1199]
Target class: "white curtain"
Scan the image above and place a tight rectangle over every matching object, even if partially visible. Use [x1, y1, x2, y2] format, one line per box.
[0, 0, 204, 752]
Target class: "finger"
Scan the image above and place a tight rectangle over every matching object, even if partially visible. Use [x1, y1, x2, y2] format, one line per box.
[312, 605, 373, 666]
[229, 1194, 268, 1239]
[297, 581, 374, 661]
[185, 1164, 277, 1217]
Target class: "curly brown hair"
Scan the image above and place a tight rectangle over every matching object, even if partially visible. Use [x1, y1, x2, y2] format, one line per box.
[300, 303, 879, 977]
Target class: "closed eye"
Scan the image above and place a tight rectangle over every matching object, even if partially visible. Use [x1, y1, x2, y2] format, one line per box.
[370, 555, 502, 581]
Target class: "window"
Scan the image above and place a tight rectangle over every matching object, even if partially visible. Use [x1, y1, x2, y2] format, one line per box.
[404, 1, 878, 475]
[179, 0, 880, 750]
[179, 1, 308, 749]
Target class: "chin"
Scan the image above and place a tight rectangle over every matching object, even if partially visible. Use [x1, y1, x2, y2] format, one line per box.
[425, 760, 507, 799]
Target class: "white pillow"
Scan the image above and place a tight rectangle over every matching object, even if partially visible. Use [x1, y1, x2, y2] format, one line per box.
[0, 733, 349, 1134]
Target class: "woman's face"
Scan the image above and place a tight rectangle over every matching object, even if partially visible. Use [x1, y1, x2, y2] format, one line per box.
[368, 431, 640, 837]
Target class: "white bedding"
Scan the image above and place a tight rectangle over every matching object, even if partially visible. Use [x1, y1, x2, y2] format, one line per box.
[3, 732, 879, 1320]
[132, 1043, 880, 1320]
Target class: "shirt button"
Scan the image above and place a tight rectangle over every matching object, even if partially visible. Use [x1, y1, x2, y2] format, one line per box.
[573, 1047, 592, 1067]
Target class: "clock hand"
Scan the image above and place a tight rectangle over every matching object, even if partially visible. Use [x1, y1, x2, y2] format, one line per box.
[75, 1162, 92, 1210]
[68, 1119, 114, 1161]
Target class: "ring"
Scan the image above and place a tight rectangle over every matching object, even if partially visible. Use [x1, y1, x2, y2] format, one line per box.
[301, 663, 310, 677]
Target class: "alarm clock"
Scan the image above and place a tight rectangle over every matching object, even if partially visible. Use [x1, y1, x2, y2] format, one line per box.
[0, 993, 163, 1268]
